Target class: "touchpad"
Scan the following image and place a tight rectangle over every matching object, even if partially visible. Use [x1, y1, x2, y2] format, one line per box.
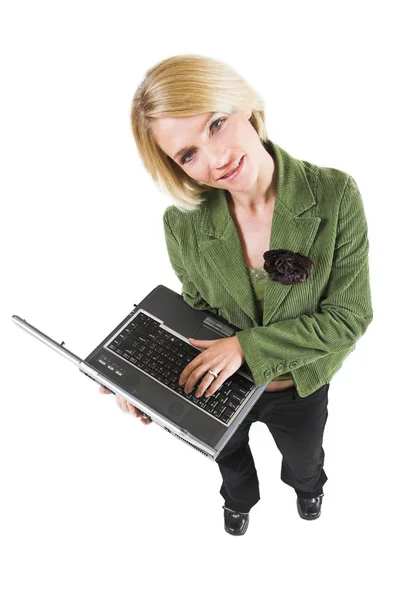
[192, 324, 226, 341]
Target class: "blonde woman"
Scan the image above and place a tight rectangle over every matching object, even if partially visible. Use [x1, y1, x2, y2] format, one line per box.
[100, 54, 373, 535]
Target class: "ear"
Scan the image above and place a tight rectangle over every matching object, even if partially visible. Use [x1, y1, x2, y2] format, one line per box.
[246, 110, 252, 120]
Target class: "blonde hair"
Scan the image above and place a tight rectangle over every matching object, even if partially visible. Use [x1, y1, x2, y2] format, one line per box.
[131, 54, 268, 213]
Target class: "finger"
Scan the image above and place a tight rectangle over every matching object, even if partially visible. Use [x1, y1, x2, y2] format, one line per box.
[198, 360, 230, 398]
[141, 410, 152, 420]
[196, 371, 222, 398]
[179, 353, 203, 387]
[127, 402, 140, 417]
[204, 371, 227, 397]
[185, 362, 220, 396]
[127, 402, 146, 419]
[181, 361, 208, 394]
[126, 400, 135, 413]
[99, 386, 112, 394]
[117, 396, 129, 412]
[116, 396, 126, 411]
[125, 400, 139, 416]
[115, 394, 150, 421]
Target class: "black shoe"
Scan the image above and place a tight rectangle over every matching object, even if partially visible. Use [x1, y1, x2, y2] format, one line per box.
[223, 505, 250, 535]
[296, 493, 324, 520]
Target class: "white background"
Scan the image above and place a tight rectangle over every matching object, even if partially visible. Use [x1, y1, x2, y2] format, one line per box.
[2, 1, 399, 599]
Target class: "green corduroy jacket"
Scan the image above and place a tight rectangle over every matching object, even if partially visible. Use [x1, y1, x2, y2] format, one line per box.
[162, 140, 373, 397]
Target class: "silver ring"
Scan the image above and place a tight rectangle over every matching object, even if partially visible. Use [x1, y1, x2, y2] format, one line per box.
[208, 369, 219, 379]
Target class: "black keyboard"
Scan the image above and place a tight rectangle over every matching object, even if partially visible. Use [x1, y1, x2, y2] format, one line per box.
[103, 311, 254, 425]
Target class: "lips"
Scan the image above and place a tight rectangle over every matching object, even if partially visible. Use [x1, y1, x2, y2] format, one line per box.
[218, 156, 244, 180]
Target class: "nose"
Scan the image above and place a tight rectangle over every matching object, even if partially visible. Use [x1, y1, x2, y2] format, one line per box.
[204, 146, 231, 178]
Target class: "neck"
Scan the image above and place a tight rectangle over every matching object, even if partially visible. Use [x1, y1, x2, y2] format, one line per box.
[226, 144, 276, 216]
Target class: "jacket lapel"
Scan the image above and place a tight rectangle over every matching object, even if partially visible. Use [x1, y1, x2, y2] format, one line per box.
[198, 140, 322, 328]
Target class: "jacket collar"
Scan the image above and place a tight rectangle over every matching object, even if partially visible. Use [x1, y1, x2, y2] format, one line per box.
[197, 140, 321, 327]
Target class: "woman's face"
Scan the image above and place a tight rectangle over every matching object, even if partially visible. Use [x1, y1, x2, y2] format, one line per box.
[151, 110, 264, 191]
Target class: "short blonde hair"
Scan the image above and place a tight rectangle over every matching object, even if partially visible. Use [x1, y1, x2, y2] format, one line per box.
[131, 54, 268, 213]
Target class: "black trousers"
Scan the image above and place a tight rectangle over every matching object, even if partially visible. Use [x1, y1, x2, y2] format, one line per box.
[215, 383, 329, 513]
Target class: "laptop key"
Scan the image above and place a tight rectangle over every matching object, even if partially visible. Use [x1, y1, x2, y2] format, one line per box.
[147, 330, 159, 340]
[229, 391, 246, 404]
[233, 373, 254, 393]
[230, 382, 251, 397]
[226, 398, 239, 410]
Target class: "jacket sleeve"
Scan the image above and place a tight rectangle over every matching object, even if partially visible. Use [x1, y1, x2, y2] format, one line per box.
[163, 209, 219, 314]
[235, 175, 374, 386]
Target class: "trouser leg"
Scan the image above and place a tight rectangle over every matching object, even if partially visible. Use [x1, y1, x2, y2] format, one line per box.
[261, 383, 330, 499]
[215, 404, 260, 513]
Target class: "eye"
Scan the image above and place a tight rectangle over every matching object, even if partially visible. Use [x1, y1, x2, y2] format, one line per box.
[211, 117, 225, 131]
[182, 150, 194, 165]
[181, 117, 225, 165]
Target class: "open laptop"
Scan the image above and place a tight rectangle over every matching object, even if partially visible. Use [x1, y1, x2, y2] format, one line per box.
[12, 284, 269, 461]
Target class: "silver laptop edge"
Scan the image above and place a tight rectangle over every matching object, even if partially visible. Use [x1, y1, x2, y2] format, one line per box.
[12, 316, 82, 365]
[12, 314, 268, 460]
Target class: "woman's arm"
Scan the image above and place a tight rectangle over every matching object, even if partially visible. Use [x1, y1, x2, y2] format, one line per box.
[235, 175, 374, 386]
[163, 209, 219, 315]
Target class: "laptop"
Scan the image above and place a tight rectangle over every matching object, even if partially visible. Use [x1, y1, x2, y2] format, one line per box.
[12, 284, 269, 461]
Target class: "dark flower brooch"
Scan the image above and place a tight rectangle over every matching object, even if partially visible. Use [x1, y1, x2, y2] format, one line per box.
[263, 249, 313, 285]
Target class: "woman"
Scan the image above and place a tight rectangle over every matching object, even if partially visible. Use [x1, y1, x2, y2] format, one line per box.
[100, 54, 373, 535]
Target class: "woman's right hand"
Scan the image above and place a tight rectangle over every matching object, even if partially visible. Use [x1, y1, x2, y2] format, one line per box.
[98, 386, 152, 424]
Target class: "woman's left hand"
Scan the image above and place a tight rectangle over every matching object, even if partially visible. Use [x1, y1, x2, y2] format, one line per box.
[178, 336, 245, 398]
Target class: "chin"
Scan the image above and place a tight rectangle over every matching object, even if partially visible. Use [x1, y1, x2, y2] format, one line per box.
[230, 172, 256, 192]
